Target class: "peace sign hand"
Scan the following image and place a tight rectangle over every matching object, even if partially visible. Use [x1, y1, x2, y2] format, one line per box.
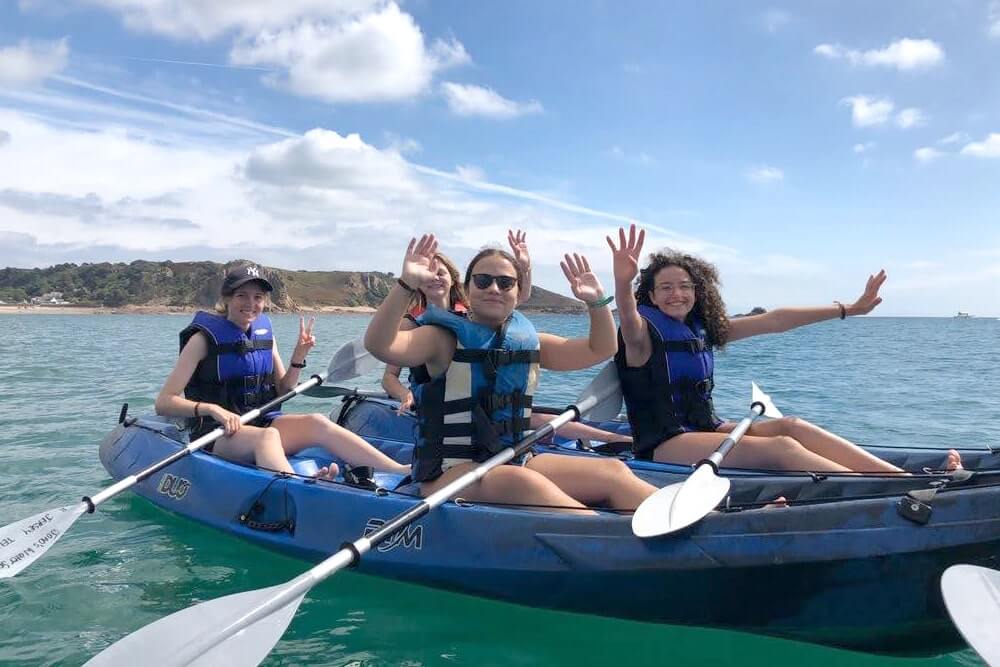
[507, 229, 531, 271]
[400, 234, 439, 290]
[291, 316, 315, 363]
[848, 269, 887, 316]
[560, 253, 605, 304]
[606, 223, 645, 285]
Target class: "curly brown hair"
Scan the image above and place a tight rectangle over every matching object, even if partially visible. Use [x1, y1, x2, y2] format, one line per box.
[635, 250, 730, 348]
[411, 252, 469, 312]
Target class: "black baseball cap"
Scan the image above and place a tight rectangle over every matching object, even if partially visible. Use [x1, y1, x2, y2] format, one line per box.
[221, 265, 274, 295]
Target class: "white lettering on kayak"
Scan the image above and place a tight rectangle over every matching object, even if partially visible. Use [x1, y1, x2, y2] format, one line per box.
[157, 474, 192, 500]
[364, 518, 423, 552]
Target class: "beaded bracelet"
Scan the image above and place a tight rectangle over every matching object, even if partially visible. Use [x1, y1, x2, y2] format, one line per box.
[587, 295, 615, 309]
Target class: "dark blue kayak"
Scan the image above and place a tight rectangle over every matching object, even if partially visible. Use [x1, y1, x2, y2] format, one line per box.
[101, 412, 1000, 655]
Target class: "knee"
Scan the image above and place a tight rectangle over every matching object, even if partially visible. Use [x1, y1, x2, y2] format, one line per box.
[772, 435, 805, 454]
[598, 459, 630, 480]
[307, 413, 331, 429]
[255, 427, 284, 455]
[775, 416, 808, 435]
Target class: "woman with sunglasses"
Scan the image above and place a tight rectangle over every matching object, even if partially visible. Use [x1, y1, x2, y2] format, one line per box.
[608, 225, 962, 473]
[365, 234, 656, 513]
[380, 230, 632, 447]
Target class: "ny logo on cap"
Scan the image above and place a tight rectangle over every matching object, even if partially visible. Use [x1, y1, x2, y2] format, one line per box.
[246, 266, 260, 278]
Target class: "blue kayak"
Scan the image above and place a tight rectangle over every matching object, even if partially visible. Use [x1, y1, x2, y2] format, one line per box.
[101, 412, 1000, 655]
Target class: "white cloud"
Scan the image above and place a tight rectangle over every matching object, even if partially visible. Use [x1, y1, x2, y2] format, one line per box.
[853, 142, 875, 153]
[896, 107, 928, 129]
[383, 132, 421, 155]
[841, 95, 894, 127]
[746, 165, 784, 184]
[914, 147, 942, 163]
[454, 164, 486, 182]
[230, 4, 469, 103]
[441, 82, 543, 119]
[762, 9, 791, 33]
[0, 38, 68, 87]
[63, 0, 381, 41]
[938, 132, 968, 145]
[960, 133, 1000, 158]
[0, 129, 10, 146]
[990, 2, 1000, 37]
[607, 145, 654, 165]
[814, 38, 944, 70]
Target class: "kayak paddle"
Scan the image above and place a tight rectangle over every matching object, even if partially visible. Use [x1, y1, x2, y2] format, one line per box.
[0, 339, 378, 579]
[941, 564, 1000, 666]
[631, 381, 782, 538]
[82, 384, 618, 667]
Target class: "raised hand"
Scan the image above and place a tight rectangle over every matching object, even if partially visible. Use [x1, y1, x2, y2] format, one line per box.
[606, 223, 645, 285]
[560, 253, 605, 304]
[291, 316, 315, 362]
[400, 234, 439, 290]
[849, 269, 887, 315]
[507, 229, 530, 271]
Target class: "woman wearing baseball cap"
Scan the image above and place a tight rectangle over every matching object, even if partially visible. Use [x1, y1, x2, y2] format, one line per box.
[155, 264, 409, 479]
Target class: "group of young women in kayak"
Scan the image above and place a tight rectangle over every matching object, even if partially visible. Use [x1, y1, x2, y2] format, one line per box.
[155, 225, 962, 513]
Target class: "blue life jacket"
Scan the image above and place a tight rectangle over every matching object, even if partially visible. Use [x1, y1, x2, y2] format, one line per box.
[410, 306, 540, 483]
[179, 312, 278, 418]
[615, 305, 721, 459]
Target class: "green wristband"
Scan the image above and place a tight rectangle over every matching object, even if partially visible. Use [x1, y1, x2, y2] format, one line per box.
[587, 295, 614, 309]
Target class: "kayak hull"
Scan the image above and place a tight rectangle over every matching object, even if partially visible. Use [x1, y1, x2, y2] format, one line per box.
[100, 415, 1000, 655]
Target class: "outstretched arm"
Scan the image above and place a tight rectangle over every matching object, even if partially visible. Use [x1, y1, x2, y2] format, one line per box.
[728, 269, 887, 342]
[538, 253, 616, 371]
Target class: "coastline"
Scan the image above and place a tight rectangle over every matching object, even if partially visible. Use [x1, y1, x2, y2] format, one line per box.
[0, 304, 378, 316]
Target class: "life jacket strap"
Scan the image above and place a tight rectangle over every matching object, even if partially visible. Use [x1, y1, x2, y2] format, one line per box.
[211, 339, 274, 355]
[661, 339, 706, 354]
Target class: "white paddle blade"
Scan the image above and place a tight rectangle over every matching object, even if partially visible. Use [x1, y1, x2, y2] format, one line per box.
[576, 362, 623, 422]
[751, 382, 782, 419]
[84, 583, 305, 667]
[631, 466, 731, 538]
[941, 564, 1000, 667]
[0, 503, 87, 578]
[327, 339, 379, 383]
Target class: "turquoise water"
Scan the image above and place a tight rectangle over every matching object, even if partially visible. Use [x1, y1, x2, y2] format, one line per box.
[0, 313, 997, 666]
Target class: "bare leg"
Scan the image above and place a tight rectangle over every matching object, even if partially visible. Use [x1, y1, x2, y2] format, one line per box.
[718, 417, 909, 473]
[653, 431, 853, 473]
[211, 425, 295, 474]
[525, 453, 655, 510]
[271, 414, 410, 475]
[419, 461, 595, 515]
[530, 413, 632, 444]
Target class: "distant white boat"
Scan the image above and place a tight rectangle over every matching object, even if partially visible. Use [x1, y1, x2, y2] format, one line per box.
[955, 312, 973, 318]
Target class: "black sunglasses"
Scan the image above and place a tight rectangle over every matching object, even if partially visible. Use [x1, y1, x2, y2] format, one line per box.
[471, 273, 518, 291]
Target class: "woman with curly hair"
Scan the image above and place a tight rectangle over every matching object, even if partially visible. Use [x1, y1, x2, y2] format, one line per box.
[607, 224, 961, 473]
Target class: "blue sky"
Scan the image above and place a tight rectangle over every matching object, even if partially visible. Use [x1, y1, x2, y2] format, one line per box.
[1, 1, 998, 316]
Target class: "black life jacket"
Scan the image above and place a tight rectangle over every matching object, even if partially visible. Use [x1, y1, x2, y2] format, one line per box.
[615, 305, 721, 459]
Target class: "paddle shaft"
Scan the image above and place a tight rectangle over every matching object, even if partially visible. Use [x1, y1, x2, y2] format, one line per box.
[700, 401, 766, 471]
[83, 373, 327, 511]
[177, 394, 603, 664]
